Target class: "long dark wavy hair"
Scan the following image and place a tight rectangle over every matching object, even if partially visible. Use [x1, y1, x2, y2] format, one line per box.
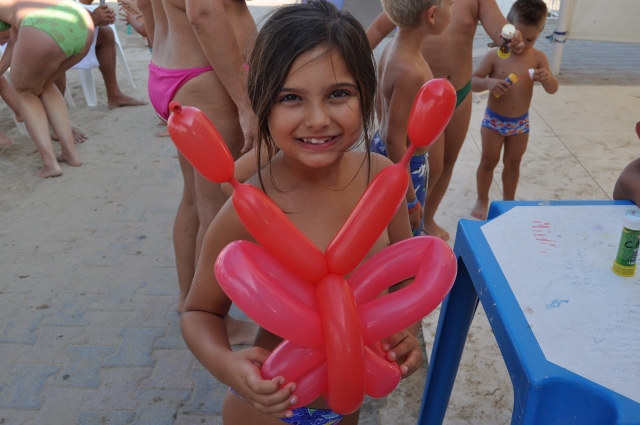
[247, 0, 377, 192]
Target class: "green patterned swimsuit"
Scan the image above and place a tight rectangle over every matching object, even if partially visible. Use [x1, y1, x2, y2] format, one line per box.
[19, 1, 89, 58]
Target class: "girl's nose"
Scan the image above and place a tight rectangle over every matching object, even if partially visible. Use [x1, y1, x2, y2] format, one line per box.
[304, 102, 330, 129]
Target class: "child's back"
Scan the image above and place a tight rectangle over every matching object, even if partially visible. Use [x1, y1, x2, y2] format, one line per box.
[374, 0, 453, 235]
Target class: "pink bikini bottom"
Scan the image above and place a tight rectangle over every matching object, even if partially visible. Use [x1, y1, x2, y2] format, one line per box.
[147, 62, 214, 121]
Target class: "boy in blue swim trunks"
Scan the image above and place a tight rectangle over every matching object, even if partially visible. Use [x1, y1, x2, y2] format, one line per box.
[373, 0, 453, 236]
[470, 0, 558, 220]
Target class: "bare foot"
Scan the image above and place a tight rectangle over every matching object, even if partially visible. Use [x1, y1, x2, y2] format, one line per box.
[0, 132, 13, 146]
[57, 151, 83, 167]
[471, 199, 489, 220]
[423, 217, 450, 242]
[154, 130, 170, 137]
[34, 163, 64, 178]
[225, 315, 259, 346]
[108, 94, 148, 110]
[52, 127, 89, 144]
[154, 121, 169, 137]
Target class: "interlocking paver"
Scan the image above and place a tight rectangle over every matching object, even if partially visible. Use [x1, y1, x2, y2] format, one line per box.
[132, 389, 192, 425]
[51, 345, 117, 388]
[104, 328, 166, 367]
[0, 364, 60, 409]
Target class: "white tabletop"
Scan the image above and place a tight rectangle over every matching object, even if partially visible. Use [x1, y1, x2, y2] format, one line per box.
[481, 204, 640, 403]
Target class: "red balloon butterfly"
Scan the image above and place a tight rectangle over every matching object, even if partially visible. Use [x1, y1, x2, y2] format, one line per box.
[168, 78, 458, 414]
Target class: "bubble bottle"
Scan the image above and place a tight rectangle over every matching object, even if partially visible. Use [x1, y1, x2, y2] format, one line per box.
[492, 73, 518, 98]
[612, 208, 640, 277]
[497, 24, 516, 59]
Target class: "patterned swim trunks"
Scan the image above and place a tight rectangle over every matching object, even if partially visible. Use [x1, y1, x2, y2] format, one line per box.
[481, 107, 530, 136]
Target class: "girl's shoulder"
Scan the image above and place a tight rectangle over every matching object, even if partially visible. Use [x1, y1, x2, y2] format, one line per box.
[345, 149, 394, 182]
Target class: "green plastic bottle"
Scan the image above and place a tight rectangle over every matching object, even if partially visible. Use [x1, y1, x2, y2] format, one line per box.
[612, 208, 640, 277]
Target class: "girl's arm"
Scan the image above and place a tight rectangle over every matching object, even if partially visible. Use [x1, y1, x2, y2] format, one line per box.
[180, 200, 297, 417]
[385, 71, 428, 233]
[533, 51, 559, 94]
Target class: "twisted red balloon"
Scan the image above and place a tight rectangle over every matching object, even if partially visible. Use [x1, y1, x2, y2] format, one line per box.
[168, 79, 458, 414]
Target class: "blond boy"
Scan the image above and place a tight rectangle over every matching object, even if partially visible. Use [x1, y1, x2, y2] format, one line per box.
[373, 0, 453, 235]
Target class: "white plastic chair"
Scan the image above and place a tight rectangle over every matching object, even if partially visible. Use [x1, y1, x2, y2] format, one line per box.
[70, 4, 135, 107]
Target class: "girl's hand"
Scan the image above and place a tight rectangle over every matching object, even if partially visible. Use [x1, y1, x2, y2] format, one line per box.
[230, 347, 298, 418]
[488, 78, 511, 98]
[381, 329, 423, 378]
[532, 68, 552, 83]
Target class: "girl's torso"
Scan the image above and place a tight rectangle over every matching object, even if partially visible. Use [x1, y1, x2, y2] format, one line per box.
[248, 150, 393, 408]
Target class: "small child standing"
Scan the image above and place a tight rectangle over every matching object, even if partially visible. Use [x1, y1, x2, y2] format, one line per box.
[471, 0, 558, 220]
[372, 0, 453, 236]
[180, 1, 422, 424]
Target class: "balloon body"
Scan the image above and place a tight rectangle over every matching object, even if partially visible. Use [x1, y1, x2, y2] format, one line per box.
[317, 274, 365, 414]
[232, 185, 328, 284]
[175, 74, 459, 414]
[216, 235, 457, 413]
[407, 78, 457, 148]
[325, 163, 408, 276]
[167, 101, 235, 183]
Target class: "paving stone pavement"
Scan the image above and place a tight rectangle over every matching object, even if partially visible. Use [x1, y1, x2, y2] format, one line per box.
[1, 3, 639, 424]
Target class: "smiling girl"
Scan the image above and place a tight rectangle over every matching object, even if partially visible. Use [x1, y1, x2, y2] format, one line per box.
[180, 1, 423, 424]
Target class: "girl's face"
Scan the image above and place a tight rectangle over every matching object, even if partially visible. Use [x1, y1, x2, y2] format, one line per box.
[268, 45, 362, 170]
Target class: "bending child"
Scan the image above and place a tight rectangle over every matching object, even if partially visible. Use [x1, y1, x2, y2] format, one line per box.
[471, 0, 558, 220]
[372, 0, 453, 236]
[0, 0, 95, 177]
[180, 2, 422, 424]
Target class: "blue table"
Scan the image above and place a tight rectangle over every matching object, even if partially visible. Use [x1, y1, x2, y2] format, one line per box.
[418, 200, 640, 425]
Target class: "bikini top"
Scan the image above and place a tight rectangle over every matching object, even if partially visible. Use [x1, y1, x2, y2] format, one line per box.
[0, 21, 10, 32]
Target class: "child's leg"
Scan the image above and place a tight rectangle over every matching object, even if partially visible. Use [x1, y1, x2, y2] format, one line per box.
[174, 153, 199, 313]
[9, 24, 93, 176]
[501, 132, 529, 200]
[424, 96, 472, 240]
[471, 126, 505, 220]
[10, 38, 67, 177]
[39, 83, 82, 167]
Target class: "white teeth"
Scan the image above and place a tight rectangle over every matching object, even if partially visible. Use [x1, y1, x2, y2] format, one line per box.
[301, 137, 331, 145]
